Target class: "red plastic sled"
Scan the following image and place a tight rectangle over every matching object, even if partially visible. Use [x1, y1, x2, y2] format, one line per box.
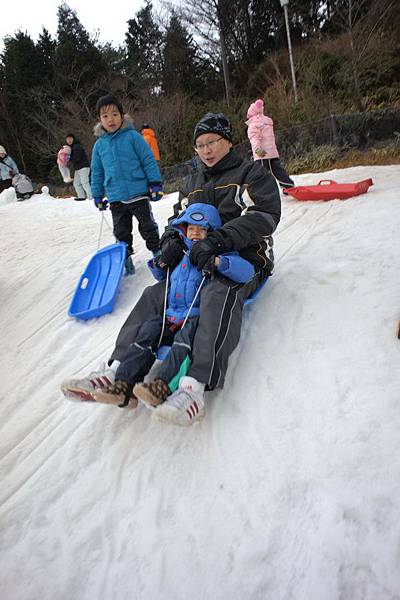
[283, 178, 373, 202]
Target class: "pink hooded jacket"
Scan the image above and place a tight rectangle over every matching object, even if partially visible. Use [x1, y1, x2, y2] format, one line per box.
[57, 145, 71, 167]
[246, 99, 279, 160]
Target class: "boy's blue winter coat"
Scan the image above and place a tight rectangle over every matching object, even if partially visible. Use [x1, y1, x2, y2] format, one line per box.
[91, 119, 162, 202]
[149, 204, 255, 322]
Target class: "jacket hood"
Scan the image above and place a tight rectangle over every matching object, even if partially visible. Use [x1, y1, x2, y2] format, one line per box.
[171, 203, 221, 233]
[93, 114, 135, 138]
[247, 99, 264, 119]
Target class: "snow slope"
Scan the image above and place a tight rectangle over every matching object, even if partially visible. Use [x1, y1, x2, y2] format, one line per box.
[1, 165, 399, 600]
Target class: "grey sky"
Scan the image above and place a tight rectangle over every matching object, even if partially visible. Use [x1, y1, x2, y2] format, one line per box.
[0, 0, 146, 50]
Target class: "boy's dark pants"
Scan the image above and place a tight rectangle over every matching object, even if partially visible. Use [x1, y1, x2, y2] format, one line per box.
[115, 316, 199, 387]
[110, 198, 160, 255]
[110, 271, 264, 390]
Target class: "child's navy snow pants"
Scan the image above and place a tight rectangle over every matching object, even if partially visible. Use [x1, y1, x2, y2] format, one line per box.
[115, 316, 199, 387]
[110, 271, 265, 390]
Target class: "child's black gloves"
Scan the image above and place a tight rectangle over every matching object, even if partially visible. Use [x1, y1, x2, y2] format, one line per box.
[157, 229, 185, 268]
[189, 231, 233, 270]
[149, 183, 164, 202]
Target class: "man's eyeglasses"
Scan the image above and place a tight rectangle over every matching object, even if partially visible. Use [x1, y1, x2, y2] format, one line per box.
[194, 137, 224, 152]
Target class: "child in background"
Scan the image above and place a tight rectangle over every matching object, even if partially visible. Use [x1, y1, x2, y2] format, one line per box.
[56, 145, 73, 183]
[62, 203, 254, 422]
[65, 134, 92, 200]
[0, 145, 19, 192]
[91, 95, 163, 275]
[246, 99, 294, 188]
[141, 123, 161, 162]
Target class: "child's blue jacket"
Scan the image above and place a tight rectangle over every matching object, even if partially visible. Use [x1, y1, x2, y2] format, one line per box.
[91, 119, 162, 203]
[149, 204, 255, 323]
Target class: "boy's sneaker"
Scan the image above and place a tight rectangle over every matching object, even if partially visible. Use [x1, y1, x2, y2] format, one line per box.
[124, 255, 135, 275]
[61, 365, 115, 402]
[93, 380, 138, 409]
[152, 376, 205, 426]
[133, 378, 170, 408]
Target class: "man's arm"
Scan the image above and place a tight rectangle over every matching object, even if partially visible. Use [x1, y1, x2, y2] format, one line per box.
[219, 161, 281, 250]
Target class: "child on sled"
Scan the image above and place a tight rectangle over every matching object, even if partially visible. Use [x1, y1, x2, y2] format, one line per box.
[62, 203, 254, 423]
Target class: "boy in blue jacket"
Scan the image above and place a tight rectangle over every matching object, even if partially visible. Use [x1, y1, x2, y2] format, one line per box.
[90, 203, 255, 415]
[91, 95, 163, 274]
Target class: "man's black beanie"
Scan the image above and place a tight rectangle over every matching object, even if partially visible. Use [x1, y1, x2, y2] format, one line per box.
[193, 113, 232, 144]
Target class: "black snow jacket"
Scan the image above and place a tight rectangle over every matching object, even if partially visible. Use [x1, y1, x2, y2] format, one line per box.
[68, 140, 90, 170]
[172, 149, 281, 272]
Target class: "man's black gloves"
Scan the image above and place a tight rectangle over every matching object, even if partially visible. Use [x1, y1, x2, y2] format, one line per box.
[189, 230, 234, 270]
[158, 228, 185, 268]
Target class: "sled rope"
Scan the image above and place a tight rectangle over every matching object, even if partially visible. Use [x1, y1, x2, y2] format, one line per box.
[157, 267, 171, 349]
[181, 275, 206, 329]
[97, 212, 114, 250]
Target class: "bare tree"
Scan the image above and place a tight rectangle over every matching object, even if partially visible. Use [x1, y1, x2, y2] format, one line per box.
[332, 0, 396, 110]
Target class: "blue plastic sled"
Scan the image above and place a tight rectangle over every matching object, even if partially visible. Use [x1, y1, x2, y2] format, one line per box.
[68, 242, 126, 320]
[156, 276, 269, 360]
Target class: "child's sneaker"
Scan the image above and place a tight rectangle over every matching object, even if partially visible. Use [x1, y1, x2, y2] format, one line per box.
[61, 366, 115, 402]
[133, 378, 169, 408]
[93, 380, 138, 409]
[152, 376, 205, 426]
[124, 255, 135, 275]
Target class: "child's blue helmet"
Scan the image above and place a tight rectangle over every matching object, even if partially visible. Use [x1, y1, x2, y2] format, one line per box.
[172, 203, 222, 231]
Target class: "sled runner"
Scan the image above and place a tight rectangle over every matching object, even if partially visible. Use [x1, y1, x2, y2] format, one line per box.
[283, 178, 373, 202]
[156, 277, 269, 360]
[68, 242, 126, 320]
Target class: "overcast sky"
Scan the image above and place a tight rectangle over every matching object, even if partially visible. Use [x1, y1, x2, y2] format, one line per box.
[0, 0, 148, 50]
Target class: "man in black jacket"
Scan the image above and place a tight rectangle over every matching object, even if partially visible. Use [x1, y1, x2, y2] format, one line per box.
[62, 113, 281, 426]
[66, 134, 92, 201]
[113, 112, 280, 424]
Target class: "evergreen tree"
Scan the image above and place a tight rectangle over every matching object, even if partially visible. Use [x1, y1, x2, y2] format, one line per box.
[36, 28, 56, 84]
[54, 2, 106, 101]
[0, 32, 45, 172]
[125, 2, 163, 94]
[162, 14, 219, 98]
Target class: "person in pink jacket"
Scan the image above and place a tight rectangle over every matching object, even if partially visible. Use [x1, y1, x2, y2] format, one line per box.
[57, 145, 73, 183]
[246, 99, 294, 188]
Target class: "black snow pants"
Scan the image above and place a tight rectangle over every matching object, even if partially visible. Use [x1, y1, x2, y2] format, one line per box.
[115, 316, 199, 388]
[263, 158, 294, 189]
[110, 198, 160, 255]
[110, 271, 264, 390]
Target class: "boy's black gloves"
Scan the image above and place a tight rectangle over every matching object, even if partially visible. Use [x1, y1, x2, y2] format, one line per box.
[189, 230, 233, 270]
[158, 229, 185, 268]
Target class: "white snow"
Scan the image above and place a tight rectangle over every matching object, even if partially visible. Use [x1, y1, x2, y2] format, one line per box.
[1, 165, 399, 600]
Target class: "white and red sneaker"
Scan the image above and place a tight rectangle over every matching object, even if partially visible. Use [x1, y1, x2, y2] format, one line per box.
[152, 376, 205, 426]
[61, 364, 116, 402]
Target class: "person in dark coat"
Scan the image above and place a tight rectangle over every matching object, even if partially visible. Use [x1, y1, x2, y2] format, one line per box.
[60, 112, 281, 426]
[88, 203, 254, 412]
[65, 134, 92, 200]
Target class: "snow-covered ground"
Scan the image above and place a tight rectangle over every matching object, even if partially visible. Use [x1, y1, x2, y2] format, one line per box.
[1, 165, 399, 600]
